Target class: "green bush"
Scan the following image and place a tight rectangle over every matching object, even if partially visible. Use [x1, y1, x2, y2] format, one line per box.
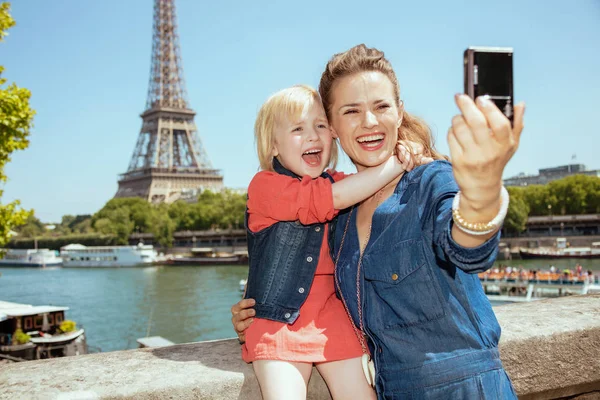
[59, 320, 76, 333]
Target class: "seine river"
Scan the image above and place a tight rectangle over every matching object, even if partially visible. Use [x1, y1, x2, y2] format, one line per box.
[1, 259, 599, 353]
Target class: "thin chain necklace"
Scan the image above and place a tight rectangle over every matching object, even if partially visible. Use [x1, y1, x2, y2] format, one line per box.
[333, 188, 385, 386]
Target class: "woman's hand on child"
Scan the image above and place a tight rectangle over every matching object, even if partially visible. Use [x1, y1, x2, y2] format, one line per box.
[396, 140, 435, 171]
[231, 298, 256, 343]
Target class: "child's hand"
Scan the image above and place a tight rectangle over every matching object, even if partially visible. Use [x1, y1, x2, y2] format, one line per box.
[396, 140, 434, 171]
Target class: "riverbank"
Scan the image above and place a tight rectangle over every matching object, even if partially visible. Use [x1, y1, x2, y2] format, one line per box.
[2, 259, 600, 353]
[1, 295, 598, 399]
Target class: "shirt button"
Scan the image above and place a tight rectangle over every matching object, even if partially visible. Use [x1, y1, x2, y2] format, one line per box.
[298, 287, 305, 293]
[315, 226, 321, 232]
[306, 256, 313, 262]
[391, 273, 399, 281]
[284, 313, 291, 319]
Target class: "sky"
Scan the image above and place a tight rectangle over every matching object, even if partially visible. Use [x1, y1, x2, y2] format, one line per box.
[2, 0, 599, 222]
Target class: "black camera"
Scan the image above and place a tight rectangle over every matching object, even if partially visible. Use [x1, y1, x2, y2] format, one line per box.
[464, 47, 514, 125]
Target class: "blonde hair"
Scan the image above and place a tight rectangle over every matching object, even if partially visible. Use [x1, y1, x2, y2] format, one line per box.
[254, 85, 338, 172]
[319, 44, 446, 161]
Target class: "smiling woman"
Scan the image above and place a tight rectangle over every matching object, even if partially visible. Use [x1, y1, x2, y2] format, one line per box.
[328, 71, 404, 171]
[319, 50, 446, 169]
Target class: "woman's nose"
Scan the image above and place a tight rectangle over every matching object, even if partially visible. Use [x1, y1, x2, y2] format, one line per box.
[363, 111, 377, 128]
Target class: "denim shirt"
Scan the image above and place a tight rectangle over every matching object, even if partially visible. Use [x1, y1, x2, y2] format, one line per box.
[332, 160, 504, 397]
[244, 159, 334, 324]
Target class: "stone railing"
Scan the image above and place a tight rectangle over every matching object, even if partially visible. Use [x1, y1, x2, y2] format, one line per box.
[1, 295, 599, 400]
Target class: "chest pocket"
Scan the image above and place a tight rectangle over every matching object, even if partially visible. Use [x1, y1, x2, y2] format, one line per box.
[363, 239, 445, 329]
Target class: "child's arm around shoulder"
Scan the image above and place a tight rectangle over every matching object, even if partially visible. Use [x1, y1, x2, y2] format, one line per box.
[248, 149, 414, 227]
[329, 155, 409, 210]
[247, 170, 338, 226]
[326, 170, 352, 183]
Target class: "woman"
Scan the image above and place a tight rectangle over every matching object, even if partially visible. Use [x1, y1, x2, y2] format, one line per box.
[233, 44, 525, 399]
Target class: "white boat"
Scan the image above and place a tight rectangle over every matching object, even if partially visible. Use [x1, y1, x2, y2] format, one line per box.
[60, 243, 157, 267]
[519, 238, 600, 259]
[0, 301, 87, 361]
[0, 249, 62, 267]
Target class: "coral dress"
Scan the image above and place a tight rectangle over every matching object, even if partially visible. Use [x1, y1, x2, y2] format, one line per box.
[242, 171, 364, 363]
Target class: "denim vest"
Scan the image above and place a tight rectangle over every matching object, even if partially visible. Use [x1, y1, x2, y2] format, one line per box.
[244, 159, 334, 324]
[333, 161, 511, 398]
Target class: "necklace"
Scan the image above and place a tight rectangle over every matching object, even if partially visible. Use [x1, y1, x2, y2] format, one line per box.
[333, 189, 385, 388]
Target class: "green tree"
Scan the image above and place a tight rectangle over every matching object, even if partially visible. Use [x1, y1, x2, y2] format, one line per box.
[51, 214, 93, 236]
[151, 204, 176, 247]
[70, 215, 93, 234]
[219, 189, 246, 229]
[586, 176, 600, 214]
[0, 2, 35, 246]
[194, 189, 246, 230]
[504, 187, 530, 234]
[13, 214, 45, 238]
[522, 184, 553, 216]
[547, 175, 598, 215]
[168, 200, 195, 231]
[92, 203, 136, 244]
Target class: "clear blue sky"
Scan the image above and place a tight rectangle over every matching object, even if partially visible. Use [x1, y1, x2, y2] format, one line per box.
[2, 0, 599, 222]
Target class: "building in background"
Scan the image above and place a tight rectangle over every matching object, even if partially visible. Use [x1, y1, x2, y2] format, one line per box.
[504, 164, 600, 187]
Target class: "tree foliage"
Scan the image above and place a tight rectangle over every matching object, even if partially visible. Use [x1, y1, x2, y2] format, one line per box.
[0, 2, 35, 247]
[504, 187, 530, 234]
[89, 191, 246, 247]
[520, 175, 600, 216]
[8, 171, 598, 248]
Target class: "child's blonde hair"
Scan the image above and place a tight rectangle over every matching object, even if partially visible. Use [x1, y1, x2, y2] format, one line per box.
[254, 85, 338, 172]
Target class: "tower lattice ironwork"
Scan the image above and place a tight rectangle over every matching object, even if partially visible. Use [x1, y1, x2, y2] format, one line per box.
[115, 0, 223, 203]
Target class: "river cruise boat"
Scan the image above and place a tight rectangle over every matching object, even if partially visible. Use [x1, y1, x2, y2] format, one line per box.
[0, 249, 62, 267]
[170, 247, 246, 266]
[519, 238, 600, 259]
[479, 267, 600, 302]
[0, 300, 87, 362]
[60, 243, 157, 267]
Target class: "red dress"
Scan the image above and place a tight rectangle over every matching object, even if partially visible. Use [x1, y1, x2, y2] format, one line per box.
[242, 170, 364, 363]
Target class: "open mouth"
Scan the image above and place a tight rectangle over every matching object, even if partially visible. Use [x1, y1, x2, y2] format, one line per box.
[302, 148, 322, 166]
[356, 133, 385, 151]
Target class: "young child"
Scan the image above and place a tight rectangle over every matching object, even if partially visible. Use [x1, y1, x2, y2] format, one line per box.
[243, 85, 415, 400]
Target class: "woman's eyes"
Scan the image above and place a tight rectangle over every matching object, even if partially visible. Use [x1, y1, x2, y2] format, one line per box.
[343, 104, 390, 115]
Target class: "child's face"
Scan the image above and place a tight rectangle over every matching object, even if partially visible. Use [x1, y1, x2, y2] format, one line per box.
[272, 102, 333, 178]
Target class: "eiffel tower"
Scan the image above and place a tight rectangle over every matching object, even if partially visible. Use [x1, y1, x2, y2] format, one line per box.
[115, 0, 223, 203]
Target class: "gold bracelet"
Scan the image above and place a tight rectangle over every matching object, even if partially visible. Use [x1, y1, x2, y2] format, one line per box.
[451, 187, 509, 236]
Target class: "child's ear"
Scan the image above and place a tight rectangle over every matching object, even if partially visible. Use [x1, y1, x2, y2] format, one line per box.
[330, 127, 339, 139]
[271, 145, 279, 158]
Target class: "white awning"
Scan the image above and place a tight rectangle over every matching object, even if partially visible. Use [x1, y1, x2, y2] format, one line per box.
[0, 301, 68, 321]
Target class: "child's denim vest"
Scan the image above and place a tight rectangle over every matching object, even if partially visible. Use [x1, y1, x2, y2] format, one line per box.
[244, 159, 334, 324]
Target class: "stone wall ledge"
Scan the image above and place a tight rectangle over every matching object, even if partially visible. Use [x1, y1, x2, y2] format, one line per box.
[1, 294, 599, 400]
